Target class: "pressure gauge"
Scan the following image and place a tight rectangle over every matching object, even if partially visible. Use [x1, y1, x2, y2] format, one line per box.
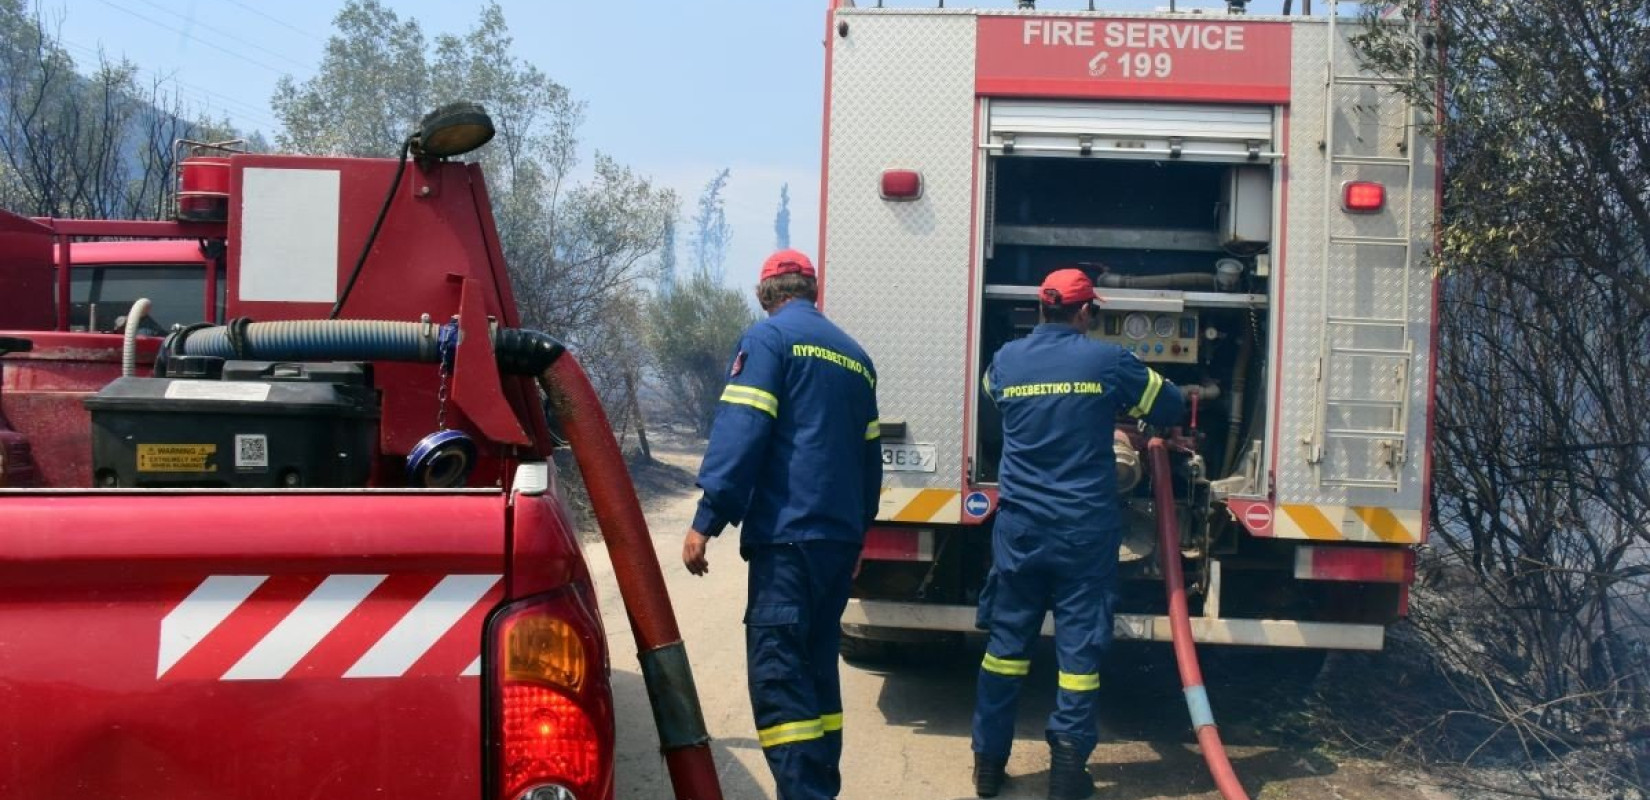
[1152, 314, 1178, 339]
[1123, 313, 1151, 340]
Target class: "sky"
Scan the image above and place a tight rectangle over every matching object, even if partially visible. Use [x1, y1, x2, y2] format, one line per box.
[51, 0, 1308, 290]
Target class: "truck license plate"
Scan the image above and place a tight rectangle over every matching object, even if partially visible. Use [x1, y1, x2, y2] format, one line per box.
[881, 443, 936, 473]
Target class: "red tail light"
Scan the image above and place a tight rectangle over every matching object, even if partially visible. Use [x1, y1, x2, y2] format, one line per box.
[879, 168, 923, 201]
[1341, 181, 1385, 213]
[861, 526, 935, 562]
[1294, 544, 1414, 583]
[487, 589, 613, 800]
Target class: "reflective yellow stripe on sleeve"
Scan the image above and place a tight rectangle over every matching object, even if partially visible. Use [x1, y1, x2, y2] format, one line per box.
[981, 653, 1030, 677]
[1058, 671, 1101, 692]
[757, 717, 825, 748]
[1129, 369, 1165, 419]
[821, 712, 843, 733]
[720, 384, 779, 418]
[865, 419, 881, 440]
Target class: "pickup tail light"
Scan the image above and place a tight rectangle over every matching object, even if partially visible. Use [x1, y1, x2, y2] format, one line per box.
[488, 589, 614, 800]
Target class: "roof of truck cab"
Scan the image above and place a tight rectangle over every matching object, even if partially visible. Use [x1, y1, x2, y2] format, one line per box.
[55, 240, 206, 266]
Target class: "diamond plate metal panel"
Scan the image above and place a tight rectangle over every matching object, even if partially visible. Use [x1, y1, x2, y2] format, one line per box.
[1277, 21, 1438, 510]
[822, 12, 978, 491]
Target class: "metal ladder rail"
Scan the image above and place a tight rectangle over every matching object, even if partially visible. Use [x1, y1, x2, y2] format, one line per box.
[1311, 1, 1423, 489]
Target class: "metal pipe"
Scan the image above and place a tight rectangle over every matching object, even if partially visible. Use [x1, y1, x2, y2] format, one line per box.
[540, 355, 722, 800]
[1148, 439, 1250, 800]
[1098, 272, 1218, 291]
[1221, 331, 1254, 477]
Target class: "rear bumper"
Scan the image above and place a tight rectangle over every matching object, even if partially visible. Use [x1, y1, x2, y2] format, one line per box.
[842, 599, 1385, 651]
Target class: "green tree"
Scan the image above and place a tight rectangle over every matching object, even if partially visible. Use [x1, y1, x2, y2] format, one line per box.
[649, 273, 757, 436]
[272, 0, 676, 434]
[1355, 2, 1649, 793]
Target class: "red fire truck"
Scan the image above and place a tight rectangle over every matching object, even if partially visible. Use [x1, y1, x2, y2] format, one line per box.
[820, 1, 1439, 656]
[0, 106, 719, 800]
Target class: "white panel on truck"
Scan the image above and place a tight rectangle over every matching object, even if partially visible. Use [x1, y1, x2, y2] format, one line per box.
[823, 11, 979, 514]
[1273, 20, 1437, 542]
[986, 100, 1276, 161]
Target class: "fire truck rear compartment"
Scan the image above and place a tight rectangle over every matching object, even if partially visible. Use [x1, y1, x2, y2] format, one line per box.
[975, 154, 1273, 487]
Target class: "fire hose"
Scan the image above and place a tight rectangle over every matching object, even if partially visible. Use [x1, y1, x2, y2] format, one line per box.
[173, 319, 724, 800]
[539, 356, 723, 800]
[1146, 437, 1250, 800]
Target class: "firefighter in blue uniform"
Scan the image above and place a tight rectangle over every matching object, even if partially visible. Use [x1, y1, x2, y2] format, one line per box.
[971, 269, 1185, 800]
[682, 249, 881, 800]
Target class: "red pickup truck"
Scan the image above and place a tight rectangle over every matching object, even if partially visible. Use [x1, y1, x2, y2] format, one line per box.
[0, 110, 716, 800]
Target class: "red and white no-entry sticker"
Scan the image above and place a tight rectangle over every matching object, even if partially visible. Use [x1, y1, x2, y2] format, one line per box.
[1232, 501, 1273, 536]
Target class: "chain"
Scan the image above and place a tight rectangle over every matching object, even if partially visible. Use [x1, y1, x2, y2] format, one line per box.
[436, 317, 457, 431]
[1248, 305, 1263, 359]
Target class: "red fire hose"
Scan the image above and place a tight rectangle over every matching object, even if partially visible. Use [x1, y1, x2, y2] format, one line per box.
[1147, 437, 1250, 800]
[541, 356, 723, 800]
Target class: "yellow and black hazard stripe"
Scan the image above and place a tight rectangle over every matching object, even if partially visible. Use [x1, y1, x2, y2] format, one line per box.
[1273, 504, 1421, 544]
[876, 488, 962, 524]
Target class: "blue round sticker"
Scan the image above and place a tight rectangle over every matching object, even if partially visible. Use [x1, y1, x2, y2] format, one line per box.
[964, 491, 992, 518]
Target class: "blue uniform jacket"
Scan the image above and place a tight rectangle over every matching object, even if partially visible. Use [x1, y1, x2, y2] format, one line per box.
[692, 299, 882, 548]
[984, 324, 1186, 536]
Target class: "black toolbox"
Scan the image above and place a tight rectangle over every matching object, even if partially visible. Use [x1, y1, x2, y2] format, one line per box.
[84, 360, 379, 488]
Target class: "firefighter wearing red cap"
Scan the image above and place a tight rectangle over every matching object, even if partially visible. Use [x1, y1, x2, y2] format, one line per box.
[682, 249, 880, 800]
[970, 268, 1185, 800]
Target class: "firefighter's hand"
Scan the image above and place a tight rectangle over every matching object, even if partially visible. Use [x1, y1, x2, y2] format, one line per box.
[683, 530, 711, 576]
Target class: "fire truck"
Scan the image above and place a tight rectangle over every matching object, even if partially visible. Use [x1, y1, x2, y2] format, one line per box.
[821, 2, 1439, 656]
[0, 105, 720, 800]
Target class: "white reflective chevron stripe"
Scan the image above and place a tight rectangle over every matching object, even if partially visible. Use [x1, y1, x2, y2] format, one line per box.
[462, 656, 482, 677]
[222, 574, 386, 681]
[157, 575, 267, 678]
[344, 574, 500, 678]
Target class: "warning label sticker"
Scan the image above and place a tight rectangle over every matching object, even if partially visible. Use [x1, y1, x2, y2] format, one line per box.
[137, 444, 217, 473]
[164, 380, 272, 403]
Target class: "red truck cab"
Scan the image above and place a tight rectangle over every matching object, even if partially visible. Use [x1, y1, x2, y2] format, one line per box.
[0, 136, 622, 799]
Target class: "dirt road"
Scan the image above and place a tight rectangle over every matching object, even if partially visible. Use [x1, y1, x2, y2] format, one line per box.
[582, 448, 1451, 800]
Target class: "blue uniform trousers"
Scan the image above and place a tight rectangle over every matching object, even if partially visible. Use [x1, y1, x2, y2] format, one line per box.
[744, 541, 861, 800]
[971, 515, 1118, 760]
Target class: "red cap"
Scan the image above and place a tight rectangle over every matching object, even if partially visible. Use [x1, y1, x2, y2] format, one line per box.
[760, 249, 817, 282]
[1039, 268, 1097, 306]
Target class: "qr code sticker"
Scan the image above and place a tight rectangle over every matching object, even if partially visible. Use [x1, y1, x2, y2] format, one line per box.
[235, 434, 269, 471]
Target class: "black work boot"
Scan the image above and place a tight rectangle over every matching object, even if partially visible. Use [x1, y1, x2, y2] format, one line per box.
[1046, 739, 1095, 800]
[973, 752, 1008, 798]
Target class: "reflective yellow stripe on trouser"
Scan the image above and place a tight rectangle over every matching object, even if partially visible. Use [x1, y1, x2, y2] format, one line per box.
[821, 712, 843, 733]
[758, 717, 825, 748]
[1058, 671, 1100, 692]
[982, 653, 1030, 677]
[865, 419, 880, 440]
